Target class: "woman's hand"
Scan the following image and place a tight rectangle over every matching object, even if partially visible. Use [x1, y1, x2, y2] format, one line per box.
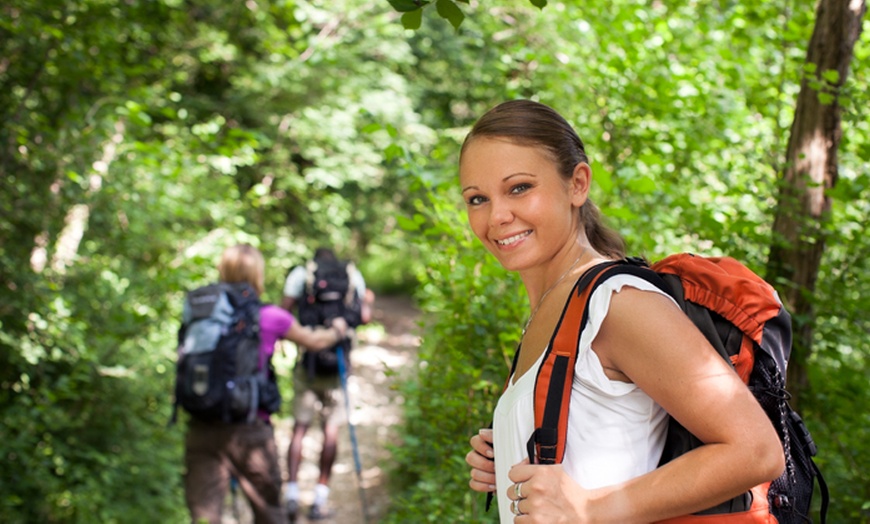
[330, 317, 348, 338]
[465, 429, 496, 493]
[506, 460, 588, 523]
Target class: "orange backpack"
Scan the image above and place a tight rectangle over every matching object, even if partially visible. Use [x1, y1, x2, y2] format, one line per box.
[505, 254, 828, 523]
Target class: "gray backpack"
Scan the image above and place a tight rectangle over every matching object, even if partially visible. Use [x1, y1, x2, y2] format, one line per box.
[171, 282, 280, 423]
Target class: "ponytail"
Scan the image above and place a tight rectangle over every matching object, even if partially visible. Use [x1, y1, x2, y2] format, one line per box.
[581, 201, 625, 259]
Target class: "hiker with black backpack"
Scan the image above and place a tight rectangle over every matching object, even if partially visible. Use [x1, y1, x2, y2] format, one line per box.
[460, 101, 801, 523]
[176, 244, 349, 524]
[280, 247, 371, 521]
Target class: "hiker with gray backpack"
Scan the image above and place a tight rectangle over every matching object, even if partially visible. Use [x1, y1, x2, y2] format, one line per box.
[174, 244, 348, 524]
[462, 101, 826, 523]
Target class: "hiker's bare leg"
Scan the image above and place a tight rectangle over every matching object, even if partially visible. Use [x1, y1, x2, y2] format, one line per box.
[287, 422, 309, 482]
[318, 421, 340, 485]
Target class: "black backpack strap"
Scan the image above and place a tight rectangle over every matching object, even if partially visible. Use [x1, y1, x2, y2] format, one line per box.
[815, 459, 829, 524]
[168, 400, 179, 427]
[483, 418, 496, 511]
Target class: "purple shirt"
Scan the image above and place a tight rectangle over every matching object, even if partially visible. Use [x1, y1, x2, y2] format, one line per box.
[257, 304, 294, 420]
[259, 304, 294, 366]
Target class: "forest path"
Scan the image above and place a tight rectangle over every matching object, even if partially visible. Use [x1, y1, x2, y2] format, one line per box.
[225, 295, 422, 523]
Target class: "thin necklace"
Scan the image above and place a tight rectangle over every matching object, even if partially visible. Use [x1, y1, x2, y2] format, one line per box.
[522, 246, 589, 336]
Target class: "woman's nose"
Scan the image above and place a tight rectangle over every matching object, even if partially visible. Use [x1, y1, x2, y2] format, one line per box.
[489, 198, 514, 226]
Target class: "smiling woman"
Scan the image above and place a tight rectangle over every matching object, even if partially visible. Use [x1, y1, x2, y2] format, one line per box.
[458, 100, 624, 304]
[461, 100, 785, 523]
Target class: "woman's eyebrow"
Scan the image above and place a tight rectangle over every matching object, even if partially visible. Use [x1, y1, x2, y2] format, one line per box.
[461, 172, 535, 194]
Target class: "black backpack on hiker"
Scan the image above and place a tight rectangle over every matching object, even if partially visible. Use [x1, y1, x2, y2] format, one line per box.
[493, 254, 828, 523]
[172, 282, 281, 423]
[296, 258, 364, 377]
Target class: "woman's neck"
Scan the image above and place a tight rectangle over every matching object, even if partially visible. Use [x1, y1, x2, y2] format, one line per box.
[523, 246, 589, 307]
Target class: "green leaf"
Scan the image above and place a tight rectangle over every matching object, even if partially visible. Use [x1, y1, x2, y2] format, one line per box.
[817, 92, 835, 105]
[436, 0, 465, 30]
[529, 0, 548, 8]
[396, 214, 421, 231]
[389, 0, 429, 12]
[385, 143, 405, 161]
[627, 175, 657, 194]
[821, 69, 840, 84]
[402, 8, 423, 30]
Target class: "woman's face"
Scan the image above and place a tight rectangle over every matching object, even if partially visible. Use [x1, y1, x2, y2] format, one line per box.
[459, 137, 586, 273]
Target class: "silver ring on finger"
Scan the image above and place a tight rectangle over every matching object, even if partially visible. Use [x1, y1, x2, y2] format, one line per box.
[510, 498, 525, 516]
[514, 481, 524, 500]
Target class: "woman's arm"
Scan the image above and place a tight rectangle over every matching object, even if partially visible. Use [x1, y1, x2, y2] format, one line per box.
[282, 317, 347, 350]
[507, 288, 784, 523]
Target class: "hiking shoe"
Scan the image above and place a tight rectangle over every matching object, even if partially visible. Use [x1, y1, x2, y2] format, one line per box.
[308, 503, 334, 520]
[286, 499, 299, 523]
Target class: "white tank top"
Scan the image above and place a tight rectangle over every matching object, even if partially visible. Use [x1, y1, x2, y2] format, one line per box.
[492, 274, 675, 522]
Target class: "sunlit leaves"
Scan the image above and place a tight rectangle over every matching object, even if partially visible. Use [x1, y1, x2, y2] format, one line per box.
[389, 0, 430, 12]
[391, 0, 546, 28]
[402, 8, 423, 30]
[436, 0, 464, 30]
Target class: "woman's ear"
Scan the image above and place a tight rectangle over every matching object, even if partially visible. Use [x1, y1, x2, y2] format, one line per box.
[570, 163, 592, 207]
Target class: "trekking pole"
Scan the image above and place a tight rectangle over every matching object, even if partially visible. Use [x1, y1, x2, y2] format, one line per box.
[336, 345, 371, 524]
[230, 475, 241, 523]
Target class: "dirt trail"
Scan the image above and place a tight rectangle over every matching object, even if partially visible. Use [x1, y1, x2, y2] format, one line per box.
[224, 295, 421, 523]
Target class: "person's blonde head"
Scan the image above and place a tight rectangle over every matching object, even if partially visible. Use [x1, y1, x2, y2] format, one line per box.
[217, 244, 265, 296]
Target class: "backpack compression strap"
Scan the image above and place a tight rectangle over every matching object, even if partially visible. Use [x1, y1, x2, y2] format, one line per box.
[527, 260, 670, 465]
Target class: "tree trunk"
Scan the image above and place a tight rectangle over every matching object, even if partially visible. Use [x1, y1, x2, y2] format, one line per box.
[766, 0, 866, 408]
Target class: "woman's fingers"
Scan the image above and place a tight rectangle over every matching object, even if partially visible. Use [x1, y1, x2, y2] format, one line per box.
[467, 429, 496, 493]
[470, 431, 495, 458]
[468, 466, 496, 492]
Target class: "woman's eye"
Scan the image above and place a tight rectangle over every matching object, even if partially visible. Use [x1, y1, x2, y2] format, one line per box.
[466, 195, 487, 206]
[510, 183, 532, 194]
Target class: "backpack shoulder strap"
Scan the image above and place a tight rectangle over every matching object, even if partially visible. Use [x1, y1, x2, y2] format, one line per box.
[527, 259, 669, 465]
[344, 261, 358, 305]
[304, 260, 318, 298]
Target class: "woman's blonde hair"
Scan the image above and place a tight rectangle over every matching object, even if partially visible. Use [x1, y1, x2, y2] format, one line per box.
[217, 244, 265, 296]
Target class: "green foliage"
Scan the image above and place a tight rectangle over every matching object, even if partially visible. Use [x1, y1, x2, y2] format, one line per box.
[1, 0, 427, 520]
[0, 265, 186, 522]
